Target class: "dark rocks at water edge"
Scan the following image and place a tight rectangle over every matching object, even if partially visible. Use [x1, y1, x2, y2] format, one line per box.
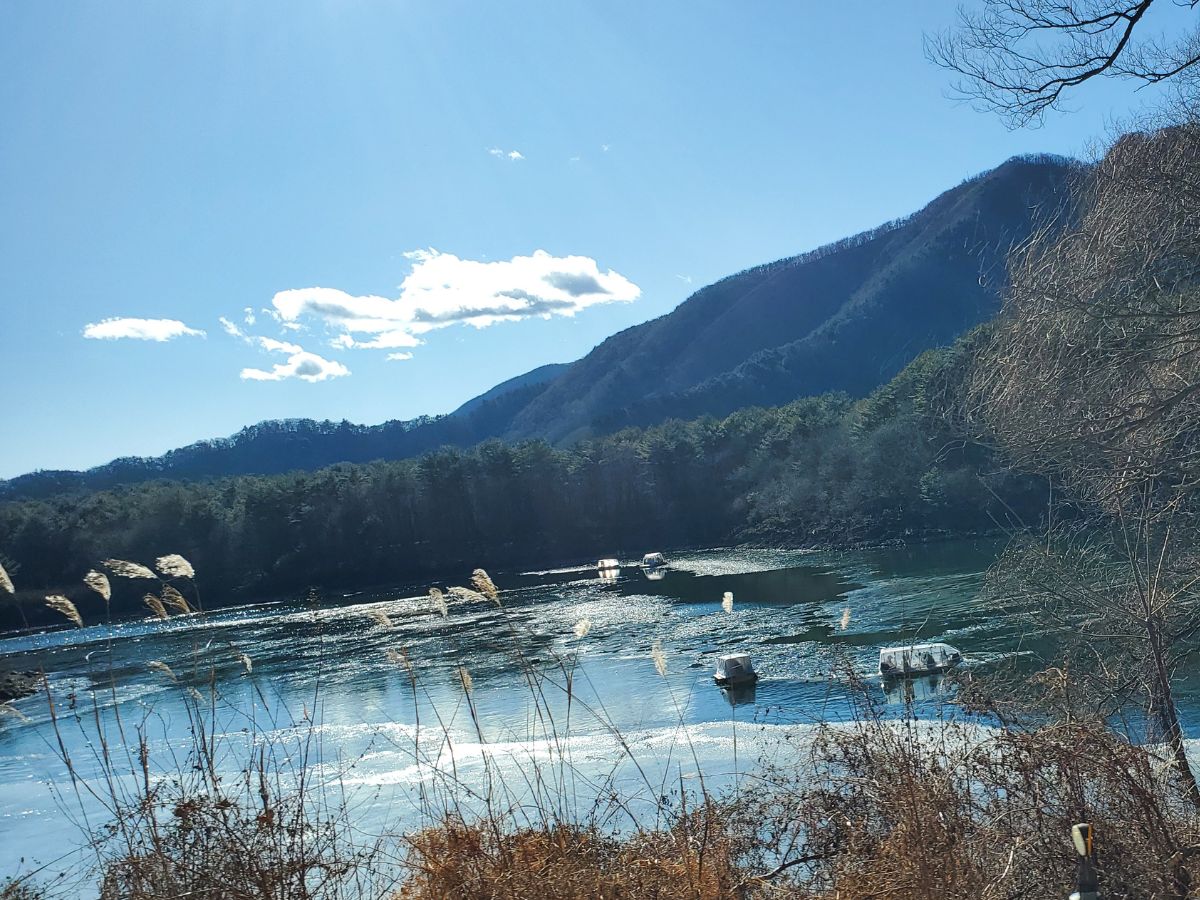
[0, 671, 41, 703]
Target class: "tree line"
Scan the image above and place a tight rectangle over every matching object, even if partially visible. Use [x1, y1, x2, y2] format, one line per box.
[0, 340, 1045, 627]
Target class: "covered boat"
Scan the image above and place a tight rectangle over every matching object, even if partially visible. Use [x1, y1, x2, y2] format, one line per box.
[713, 653, 757, 685]
[878, 642, 962, 677]
[642, 552, 667, 568]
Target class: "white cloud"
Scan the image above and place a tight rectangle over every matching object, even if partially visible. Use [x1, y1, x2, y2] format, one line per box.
[257, 336, 303, 355]
[240, 338, 349, 383]
[269, 249, 640, 354]
[243, 306, 256, 326]
[386, 352, 413, 361]
[219, 316, 245, 339]
[676, 274, 693, 285]
[488, 147, 524, 161]
[83, 317, 206, 342]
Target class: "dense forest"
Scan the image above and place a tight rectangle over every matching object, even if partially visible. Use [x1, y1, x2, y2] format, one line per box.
[0, 337, 1046, 627]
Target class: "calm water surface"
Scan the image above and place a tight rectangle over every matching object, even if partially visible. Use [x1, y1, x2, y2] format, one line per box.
[3, 539, 1195, 884]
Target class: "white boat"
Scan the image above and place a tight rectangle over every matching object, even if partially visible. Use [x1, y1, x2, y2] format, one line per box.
[878, 642, 962, 677]
[641, 551, 667, 568]
[597, 558, 619, 570]
[713, 653, 757, 685]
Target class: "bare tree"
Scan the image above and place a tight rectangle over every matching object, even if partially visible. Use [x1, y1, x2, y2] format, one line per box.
[960, 122, 1200, 806]
[928, 1, 1200, 127]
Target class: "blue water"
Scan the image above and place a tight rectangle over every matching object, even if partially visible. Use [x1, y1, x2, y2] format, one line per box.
[1, 539, 1176, 887]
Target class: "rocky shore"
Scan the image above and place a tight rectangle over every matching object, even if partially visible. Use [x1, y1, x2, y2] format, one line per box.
[0, 670, 41, 703]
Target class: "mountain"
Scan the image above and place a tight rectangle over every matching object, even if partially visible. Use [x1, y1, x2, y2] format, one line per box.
[451, 363, 569, 417]
[503, 154, 1080, 440]
[0, 154, 1079, 501]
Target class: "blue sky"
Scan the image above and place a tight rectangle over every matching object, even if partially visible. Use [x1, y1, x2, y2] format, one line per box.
[0, 1, 1176, 478]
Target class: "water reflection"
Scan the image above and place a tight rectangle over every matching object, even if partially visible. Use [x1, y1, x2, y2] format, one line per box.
[642, 567, 666, 581]
[881, 672, 952, 705]
[720, 681, 757, 708]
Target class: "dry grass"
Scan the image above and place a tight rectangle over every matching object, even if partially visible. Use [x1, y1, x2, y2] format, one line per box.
[398, 810, 748, 900]
[0, 562, 15, 596]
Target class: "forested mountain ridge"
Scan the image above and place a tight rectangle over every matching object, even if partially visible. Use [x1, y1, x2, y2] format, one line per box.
[511, 154, 1081, 437]
[0, 336, 1048, 627]
[0, 154, 1079, 501]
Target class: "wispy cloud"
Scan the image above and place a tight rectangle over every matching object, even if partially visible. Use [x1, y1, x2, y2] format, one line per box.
[83, 317, 206, 342]
[386, 352, 413, 361]
[218, 316, 245, 339]
[269, 249, 640, 354]
[488, 147, 524, 161]
[675, 274, 693, 285]
[240, 341, 349, 383]
[222, 316, 349, 383]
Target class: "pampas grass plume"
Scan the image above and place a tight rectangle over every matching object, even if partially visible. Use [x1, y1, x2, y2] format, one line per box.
[840, 607, 851, 631]
[574, 619, 591, 639]
[651, 639, 667, 677]
[143, 593, 168, 620]
[448, 585, 488, 604]
[470, 568, 500, 603]
[104, 559, 157, 579]
[367, 608, 393, 629]
[161, 584, 192, 614]
[429, 587, 448, 618]
[0, 561, 13, 596]
[45, 595, 83, 628]
[147, 660, 176, 681]
[84, 570, 112, 603]
[156, 554, 195, 579]
[237, 652, 252, 675]
[457, 665, 474, 696]
[722, 591, 733, 614]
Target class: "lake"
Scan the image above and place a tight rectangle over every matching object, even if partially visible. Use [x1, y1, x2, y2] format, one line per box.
[2, 538, 1194, 885]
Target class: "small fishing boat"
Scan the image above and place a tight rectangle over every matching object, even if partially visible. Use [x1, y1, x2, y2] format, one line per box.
[878, 642, 962, 677]
[713, 653, 758, 685]
[641, 551, 667, 568]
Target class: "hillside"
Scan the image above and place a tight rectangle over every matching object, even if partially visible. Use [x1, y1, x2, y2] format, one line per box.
[507, 154, 1079, 438]
[0, 154, 1079, 501]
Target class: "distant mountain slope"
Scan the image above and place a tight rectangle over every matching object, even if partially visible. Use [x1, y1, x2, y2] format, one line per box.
[0, 369, 565, 501]
[452, 363, 569, 416]
[0, 154, 1078, 500]
[505, 154, 1079, 440]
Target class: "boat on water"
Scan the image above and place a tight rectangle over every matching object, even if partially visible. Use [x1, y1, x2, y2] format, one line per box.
[713, 653, 758, 685]
[878, 642, 962, 677]
[641, 551, 667, 568]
